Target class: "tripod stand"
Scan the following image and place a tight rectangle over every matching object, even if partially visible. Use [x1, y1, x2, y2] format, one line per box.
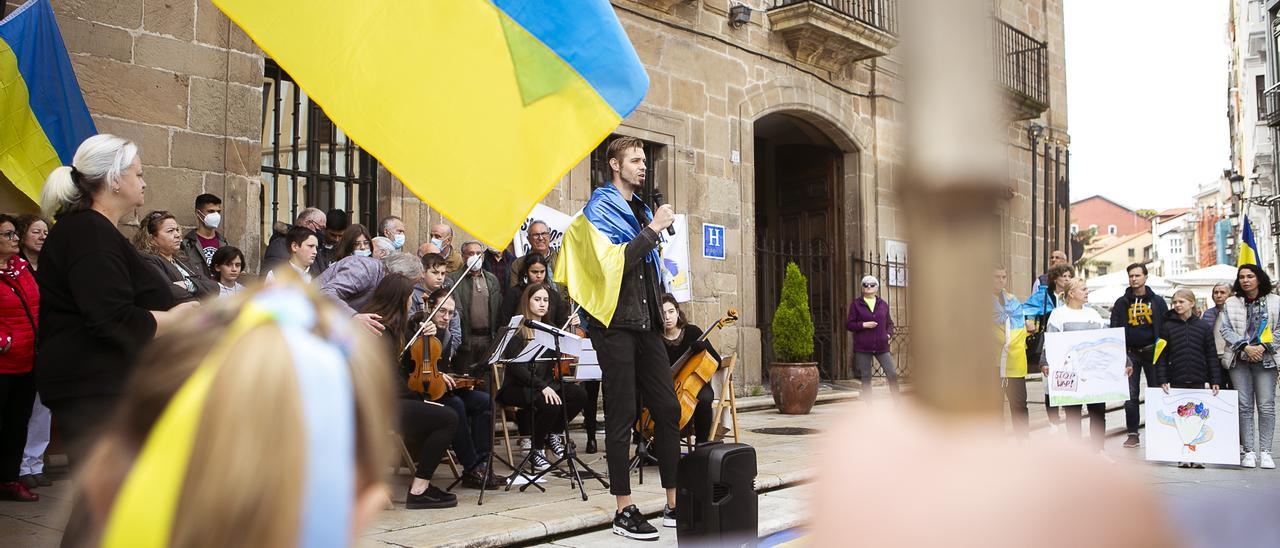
[446, 322, 527, 505]
[507, 327, 609, 500]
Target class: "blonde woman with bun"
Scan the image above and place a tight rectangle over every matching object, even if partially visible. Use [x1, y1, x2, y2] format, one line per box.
[70, 279, 393, 547]
[36, 134, 198, 465]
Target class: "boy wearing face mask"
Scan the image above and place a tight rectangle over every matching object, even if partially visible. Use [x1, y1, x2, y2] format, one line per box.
[180, 193, 228, 279]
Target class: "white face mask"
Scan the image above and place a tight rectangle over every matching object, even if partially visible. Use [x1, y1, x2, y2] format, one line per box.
[201, 212, 221, 229]
[392, 233, 406, 249]
[354, 249, 372, 257]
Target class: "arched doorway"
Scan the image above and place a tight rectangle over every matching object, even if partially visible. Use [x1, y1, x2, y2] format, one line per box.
[754, 112, 853, 380]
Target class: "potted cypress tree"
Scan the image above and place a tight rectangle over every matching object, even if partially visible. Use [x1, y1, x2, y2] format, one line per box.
[769, 262, 819, 414]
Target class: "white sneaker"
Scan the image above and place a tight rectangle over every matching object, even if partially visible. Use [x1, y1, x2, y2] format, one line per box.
[1098, 450, 1116, 464]
[546, 434, 567, 459]
[1242, 451, 1258, 468]
[518, 437, 531, 452]
[528, 451, 551, 473]
[1260, 452, 1276, 469]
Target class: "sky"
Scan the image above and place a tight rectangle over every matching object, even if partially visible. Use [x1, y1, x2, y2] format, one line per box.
[1064, 0, 1230, 211]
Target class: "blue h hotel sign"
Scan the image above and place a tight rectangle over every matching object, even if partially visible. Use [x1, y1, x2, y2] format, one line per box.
[703, 223, 726, 260]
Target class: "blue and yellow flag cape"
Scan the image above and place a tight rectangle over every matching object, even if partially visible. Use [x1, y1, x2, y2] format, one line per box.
[211, 0, 648, 249]
[0, 0, 97, 204]
[1239, 215, 1260, 267]
[555, 185, 660, 327]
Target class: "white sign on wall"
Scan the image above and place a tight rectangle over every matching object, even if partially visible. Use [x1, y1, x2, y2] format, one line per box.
[512, 203, 573, 256]
[660, 214, 693, 302]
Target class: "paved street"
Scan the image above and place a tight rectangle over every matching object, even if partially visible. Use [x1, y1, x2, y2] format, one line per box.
[3, 381, 1278, 547]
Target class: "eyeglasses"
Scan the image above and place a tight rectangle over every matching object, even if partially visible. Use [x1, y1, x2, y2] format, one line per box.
[529, 232, 550, 239]
[0, 231, 17, 240]
[862, 283, 878, 288]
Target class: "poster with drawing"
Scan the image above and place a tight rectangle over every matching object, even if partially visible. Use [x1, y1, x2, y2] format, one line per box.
[1144, 388, 1240, 465]
[659, 214, 692, 302]
[1043, 328, 1129, 406]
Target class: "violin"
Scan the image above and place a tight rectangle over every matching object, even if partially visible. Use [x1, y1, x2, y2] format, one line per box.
[407, 326, 448, 400]
[638, 308, 739, 440]
[556, 302, 586, 377]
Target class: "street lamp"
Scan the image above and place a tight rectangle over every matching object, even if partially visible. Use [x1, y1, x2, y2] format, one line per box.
[1229, 172, 1245, 195]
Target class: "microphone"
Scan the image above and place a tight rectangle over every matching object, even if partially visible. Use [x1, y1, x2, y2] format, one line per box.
[523, 319, 563, 335]
[651, 189, 676, 236]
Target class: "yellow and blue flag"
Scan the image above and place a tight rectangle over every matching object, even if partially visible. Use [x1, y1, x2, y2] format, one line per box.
[1238, 215, 1260, 267]
[0, 0, 97, 204]
[554, 185, 658, 326]
[211, 0, 649, 248]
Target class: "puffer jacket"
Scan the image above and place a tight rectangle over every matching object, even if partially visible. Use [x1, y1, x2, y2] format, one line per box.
[1155, 310, 1221, 386]
[0, 256, 39, 374]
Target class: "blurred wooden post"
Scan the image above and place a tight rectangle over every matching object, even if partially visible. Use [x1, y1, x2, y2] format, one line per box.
[900, 0, 1003, 415]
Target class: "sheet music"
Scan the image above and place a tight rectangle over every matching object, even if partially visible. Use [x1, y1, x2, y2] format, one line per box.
[513, 341, 547, 363]
[487, 315, 524, 365]
[528, 319, 583, 356]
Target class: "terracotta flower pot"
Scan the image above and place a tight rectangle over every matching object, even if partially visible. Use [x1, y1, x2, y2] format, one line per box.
[769, 362, 820, 414]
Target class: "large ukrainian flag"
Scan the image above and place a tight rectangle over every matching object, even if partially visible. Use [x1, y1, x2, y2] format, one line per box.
[212, 0, 649, 248]
[0, 0, 96, 204]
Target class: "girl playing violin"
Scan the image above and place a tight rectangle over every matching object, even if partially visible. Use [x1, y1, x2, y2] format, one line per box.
[660, 294, 722, 444]
[498, 282, 587, 473]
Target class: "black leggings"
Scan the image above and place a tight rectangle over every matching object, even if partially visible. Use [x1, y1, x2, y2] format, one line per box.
[398, 400, 459, 481]
[692, 383, 713, 444]
[45, 394, 118, 468]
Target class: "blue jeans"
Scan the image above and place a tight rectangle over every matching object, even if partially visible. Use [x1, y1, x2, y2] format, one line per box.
[438, 389, 492, 468]
[1229, 362, 1278, 453]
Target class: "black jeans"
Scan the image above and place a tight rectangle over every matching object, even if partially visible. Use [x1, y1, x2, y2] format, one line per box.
[1125, 348, 1157, 434]
[45, 394, 118, 468]
[590, 327, 680, 496]
[0, 372, 37, 482]
[582, 380, 601, 437]
[523, 383, 587, 450]
[438, 389, 492, 469]
[1003, 378, 1029, 439]
[1065, 402, 1107, 451]
[399, 400, 458, 481]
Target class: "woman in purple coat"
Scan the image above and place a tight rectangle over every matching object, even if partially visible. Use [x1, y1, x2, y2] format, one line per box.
[846, 275, 898, 398]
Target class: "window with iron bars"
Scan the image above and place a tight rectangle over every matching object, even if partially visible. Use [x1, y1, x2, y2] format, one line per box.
[260, 59, 380, 244]
[589, 135, 666, 205]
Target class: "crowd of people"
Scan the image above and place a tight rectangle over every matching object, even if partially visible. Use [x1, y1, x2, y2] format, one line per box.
[0, 133, 589, 512]
[994, 250, 1277, 468]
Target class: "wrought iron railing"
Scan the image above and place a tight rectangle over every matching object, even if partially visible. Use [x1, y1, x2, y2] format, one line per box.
[774, 0, 899, 35]
[994, 18, 1049, 108]
[1263, 82, 1280, 127]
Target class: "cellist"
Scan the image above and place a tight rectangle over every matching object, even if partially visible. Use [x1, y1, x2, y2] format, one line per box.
[659, 294, 723, 444]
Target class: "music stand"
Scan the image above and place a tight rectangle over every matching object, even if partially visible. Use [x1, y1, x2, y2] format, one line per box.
[447, 316, 533, 504]
[511, 321, 610, 500]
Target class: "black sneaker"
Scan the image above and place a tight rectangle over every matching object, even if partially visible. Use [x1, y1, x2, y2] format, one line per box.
[406, 484, 458, 509]
[612, 504, 659, 541]
[662, 504, 677, 528]
[1122, 434, 1140, 448]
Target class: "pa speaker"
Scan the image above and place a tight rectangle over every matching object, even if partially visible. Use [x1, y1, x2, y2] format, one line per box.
[676, 441, 757, 547]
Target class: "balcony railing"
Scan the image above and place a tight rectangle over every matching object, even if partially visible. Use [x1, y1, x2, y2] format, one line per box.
[994, 18, 1049, 119]
[775, 0, 898, 36]
[1263, 82, 1280, 127]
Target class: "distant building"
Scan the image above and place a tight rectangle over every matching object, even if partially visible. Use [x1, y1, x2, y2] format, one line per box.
[1152, 209, 1198, 276]
[1069, 195, 1151, 240]
[1078, 231, 1153, 280]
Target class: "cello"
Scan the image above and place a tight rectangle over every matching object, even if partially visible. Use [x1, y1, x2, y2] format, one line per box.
[637, 308, 739, 439]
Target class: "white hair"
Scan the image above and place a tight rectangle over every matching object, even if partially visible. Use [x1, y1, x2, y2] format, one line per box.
[380, 216, 402, 234]
[41, 134, 139, 217]
[371, 237, 395, 253]
[381, 252, 423, 279]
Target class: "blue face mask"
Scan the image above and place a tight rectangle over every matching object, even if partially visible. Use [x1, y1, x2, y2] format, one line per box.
[354, 249, 372, 257]
[430, 238, 444, 249]
[392, 233, 406, 250]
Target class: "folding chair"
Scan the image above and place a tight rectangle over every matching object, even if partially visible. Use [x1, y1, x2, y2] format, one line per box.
[710, 354, 741, 443]
[491, 361, 532, 469]
[391, 432, 461, 479]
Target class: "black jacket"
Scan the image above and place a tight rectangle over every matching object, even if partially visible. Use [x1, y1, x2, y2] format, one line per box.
[139, 253, 219, 304]
[585, 224, 663, 332]
[35, 210, 175, 403]
[1110, 286, 1168, 349]
[179, 228, 227, 279]
[496, 333, 559, 408]
[1155, 310, 1222, 386]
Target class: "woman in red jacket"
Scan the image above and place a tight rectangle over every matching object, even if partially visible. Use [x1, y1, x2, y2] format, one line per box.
[0, 214, 39, 501]
[845, 275, 898, 399]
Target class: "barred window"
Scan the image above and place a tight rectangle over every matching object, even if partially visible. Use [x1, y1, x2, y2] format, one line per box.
[260, 59, 379, 241]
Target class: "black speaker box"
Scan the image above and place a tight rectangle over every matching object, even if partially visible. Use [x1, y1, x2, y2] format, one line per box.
[676, 441, 758, 547]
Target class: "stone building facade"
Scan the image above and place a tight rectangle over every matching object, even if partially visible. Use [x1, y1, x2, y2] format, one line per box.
[0, 0, 1070, 390]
